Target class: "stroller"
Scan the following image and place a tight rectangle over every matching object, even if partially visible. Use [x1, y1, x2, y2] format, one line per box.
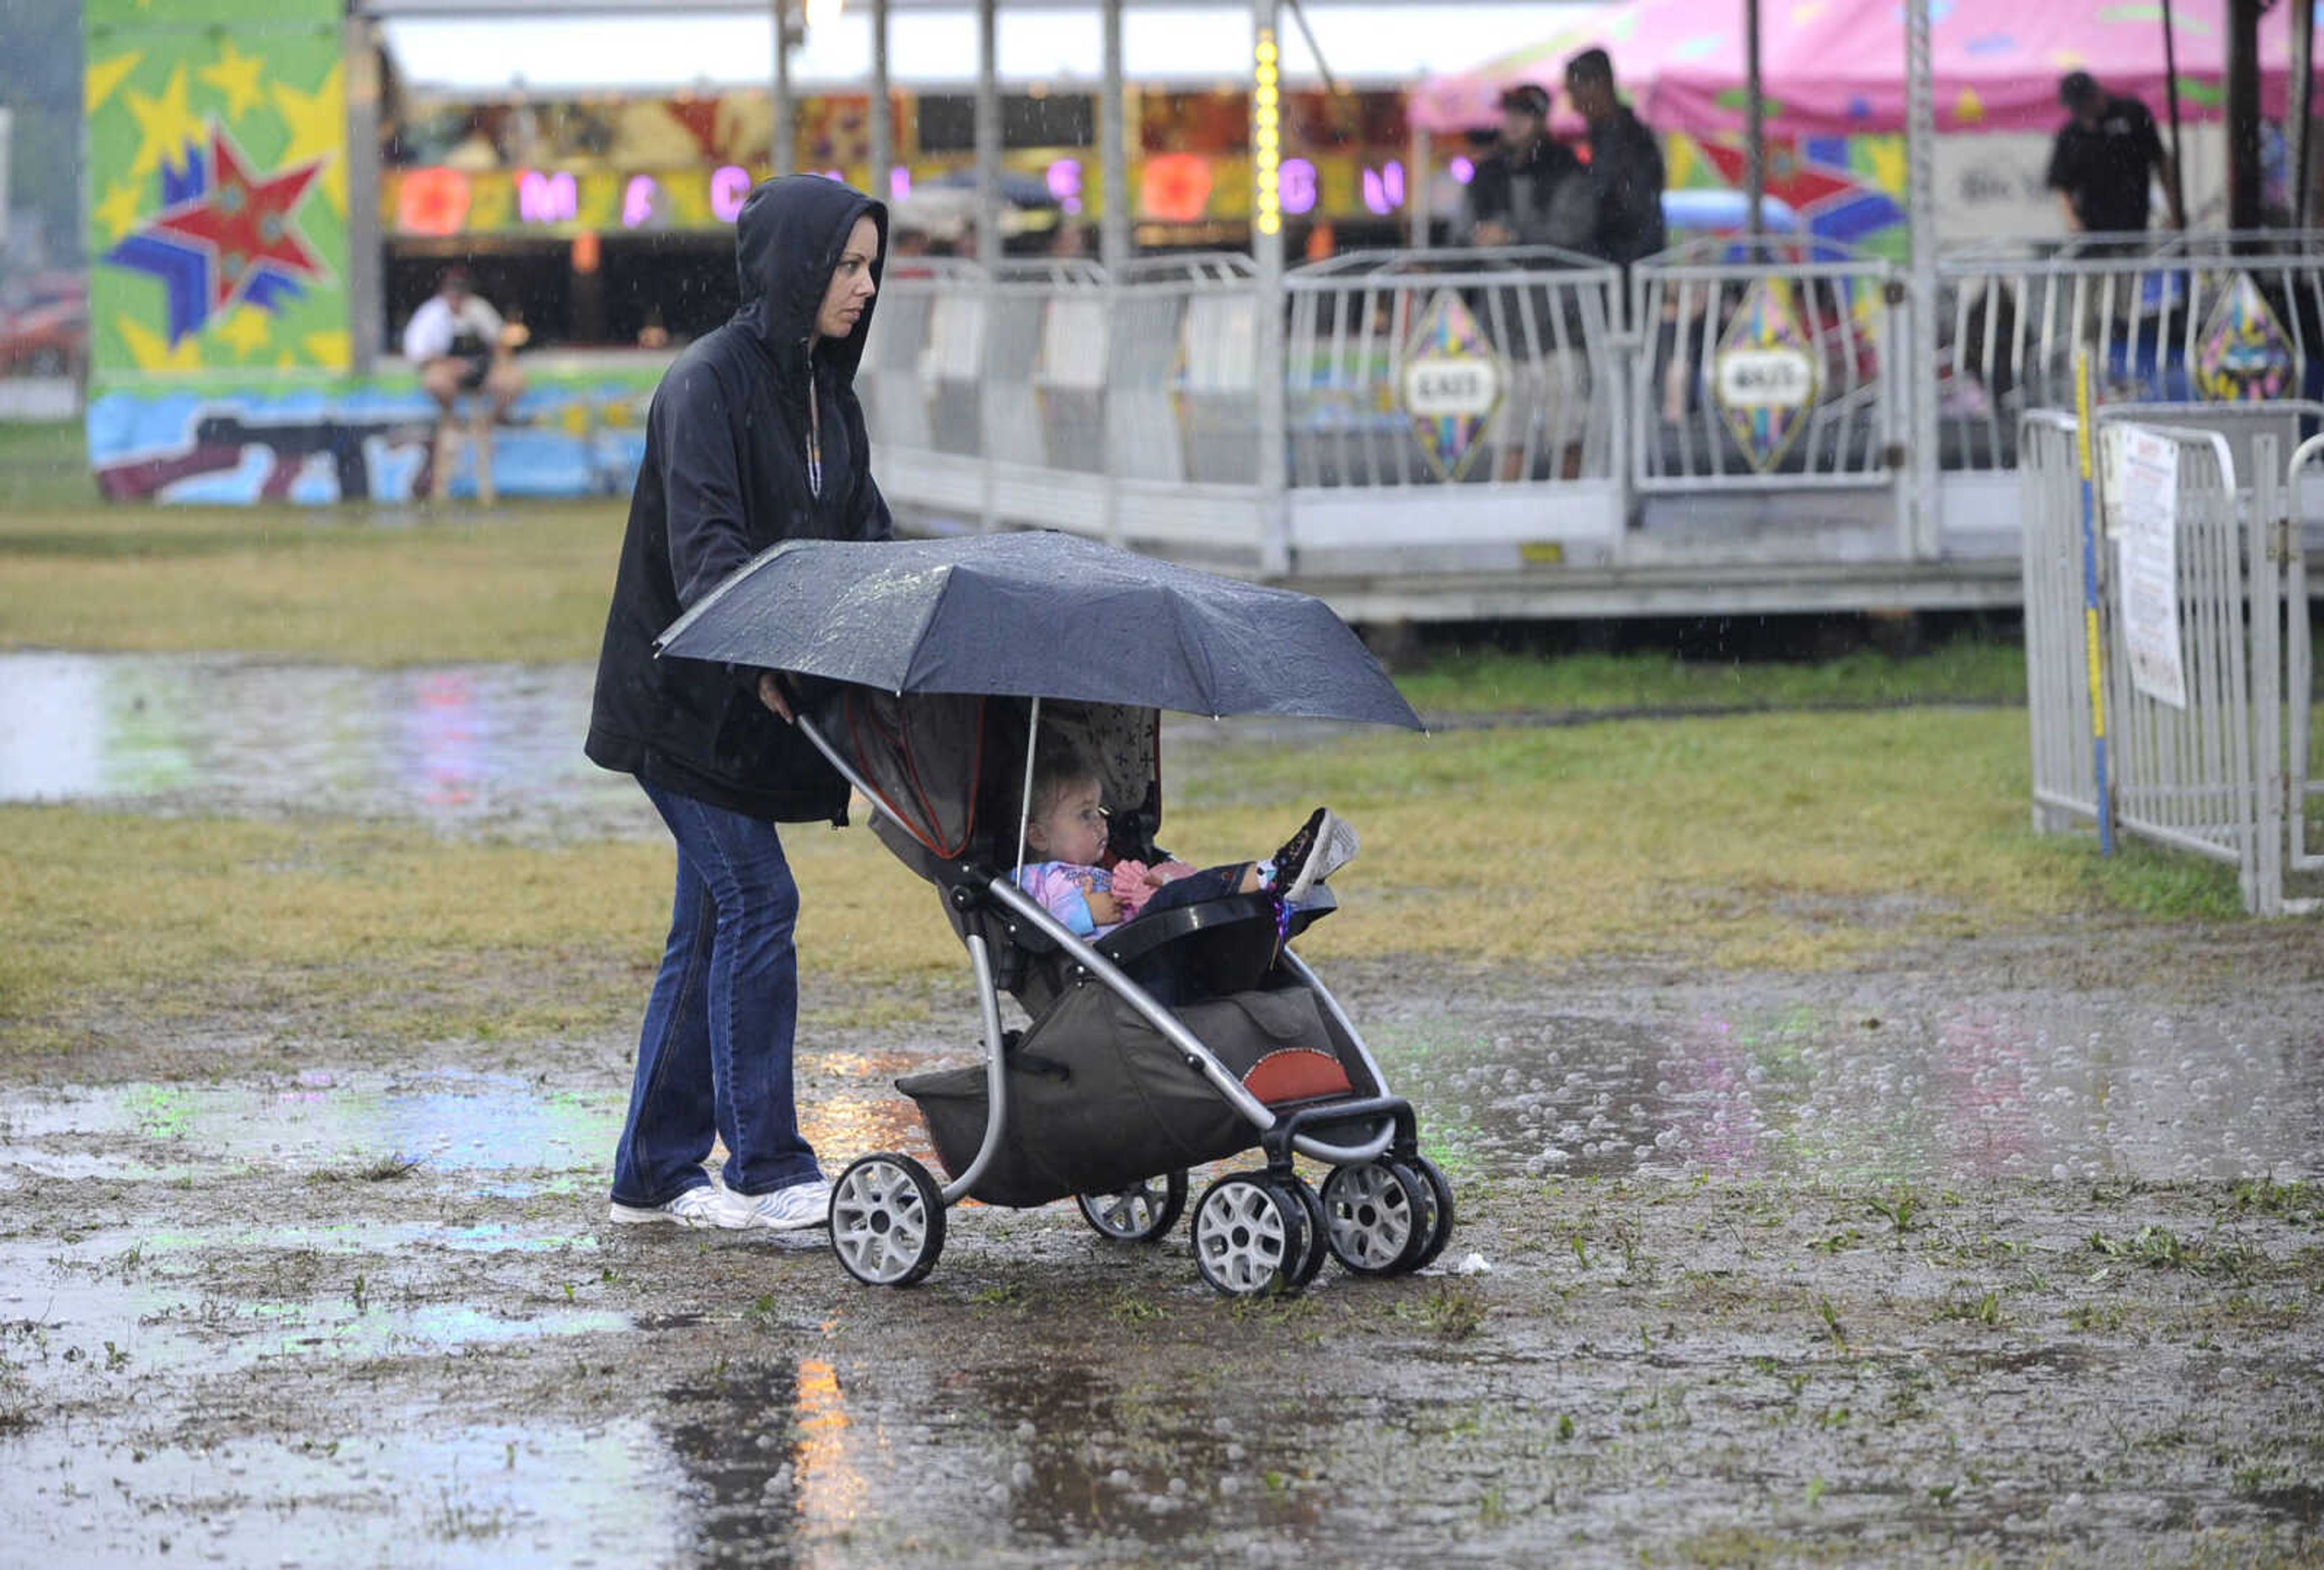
[657, 531, 1453, 1298]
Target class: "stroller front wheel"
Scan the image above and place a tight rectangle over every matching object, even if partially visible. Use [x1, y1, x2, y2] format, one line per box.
[830, 1152, 947, 1288]
[1192, 1172, 1310, 1299]
[1076, 1171, 1188, 1243]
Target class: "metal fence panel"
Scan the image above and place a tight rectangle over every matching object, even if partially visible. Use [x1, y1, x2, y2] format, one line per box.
[1282, 247, 1621, 491]
[1938, 234, 2324, 473]
[1632, 238, 1897, 492]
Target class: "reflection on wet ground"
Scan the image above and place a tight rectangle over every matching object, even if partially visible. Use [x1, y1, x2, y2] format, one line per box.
[0, 650, 642, 837]
[1378, 992, 2324, 1186]
[0, 651, 1376, 841]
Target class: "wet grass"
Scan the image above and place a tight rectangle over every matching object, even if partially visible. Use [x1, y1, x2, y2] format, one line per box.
[0, 694, 2265, 1059]
[1396, 639, 2027, 716]
[0, 499, 628, 665]
[0, 421, 93, 512]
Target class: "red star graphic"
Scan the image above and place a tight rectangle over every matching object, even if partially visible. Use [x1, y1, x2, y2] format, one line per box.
[151, 128, 327, 312]
[1698, 140, 1859, 212]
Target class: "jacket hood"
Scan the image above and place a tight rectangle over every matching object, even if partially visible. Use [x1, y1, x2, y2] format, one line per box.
[734, 174, 888, 384]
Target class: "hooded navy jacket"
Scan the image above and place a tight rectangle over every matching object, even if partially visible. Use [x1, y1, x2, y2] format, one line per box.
[586, 176, 892, 822]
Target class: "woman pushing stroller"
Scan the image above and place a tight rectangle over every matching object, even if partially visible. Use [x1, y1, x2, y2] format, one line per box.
[1013, 735, 1362, 938]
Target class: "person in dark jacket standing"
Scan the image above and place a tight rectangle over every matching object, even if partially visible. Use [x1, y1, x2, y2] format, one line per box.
[1463, 83, 1595, 251]
[586, 175, 890, 1233]
[2047, 71, 2181, 237]
[1564, 48, 1666, 271]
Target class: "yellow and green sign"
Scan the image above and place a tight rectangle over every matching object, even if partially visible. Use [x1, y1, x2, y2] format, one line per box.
[85, 0, 350, 378]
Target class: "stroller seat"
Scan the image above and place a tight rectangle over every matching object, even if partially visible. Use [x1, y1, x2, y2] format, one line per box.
[1094, 886, 1337, 1003]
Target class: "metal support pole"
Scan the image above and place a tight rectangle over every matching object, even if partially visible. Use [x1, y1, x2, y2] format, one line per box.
[975, 0, 1002, 269]
[1745, 0, 1765, 237]
[1905, 0, 1940, 559]
[2227, 0, 2262, 232]
[1410, 125, 1433, 249]
[1100, 0, 1129, 268]
[343, 15, 384, 374]
[2294, 0, 2316, 231]
[2161, 0, 2189, 228]
[1252, 0, 1291, 573]
[870, 0, 893, 205]
[2073, 349, 2114, 856]
[770, 0, 795, 176]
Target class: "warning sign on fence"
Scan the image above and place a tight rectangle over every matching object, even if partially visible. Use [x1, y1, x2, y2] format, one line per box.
[2111, 424, 2186, 711]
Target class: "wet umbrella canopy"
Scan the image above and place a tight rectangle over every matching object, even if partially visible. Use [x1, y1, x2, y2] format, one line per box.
[654, 531, 1423, 730]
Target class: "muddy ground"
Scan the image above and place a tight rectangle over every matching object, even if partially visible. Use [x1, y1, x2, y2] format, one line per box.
[4, 920, 2321, 1569]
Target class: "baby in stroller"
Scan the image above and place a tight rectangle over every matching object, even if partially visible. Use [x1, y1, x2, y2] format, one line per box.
[1012, 734, 1361, 938]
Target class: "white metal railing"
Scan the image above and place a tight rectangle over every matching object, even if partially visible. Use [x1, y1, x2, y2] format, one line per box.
[857, 234, 2324, 574]
[1940, 231, 2324, 473]
[2020, 404, 2317, 915]
[1630, 237, 1900, 492]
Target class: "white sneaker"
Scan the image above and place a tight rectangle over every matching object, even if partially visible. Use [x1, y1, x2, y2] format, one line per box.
[734, 1178, 833, 1232]
[608, 1183, 749, 1229]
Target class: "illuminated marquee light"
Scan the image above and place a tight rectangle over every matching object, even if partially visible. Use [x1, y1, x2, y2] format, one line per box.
[621, 175, 659, 229]
[890, 166, 911, 202]
[1047, 157, 1083, 215]
[517, 169, 579, 225]
[1362, 160, 1405, 216]
[1449, 156, 1475, 185]
[1252, 29, 1281, 237]
[710, 164, 751, 222]
[1278, 158, 1318, 216]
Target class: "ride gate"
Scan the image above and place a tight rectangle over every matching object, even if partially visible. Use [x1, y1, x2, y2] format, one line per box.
[2019, 403, 2320, 915]
[855, 233, 2324, 619]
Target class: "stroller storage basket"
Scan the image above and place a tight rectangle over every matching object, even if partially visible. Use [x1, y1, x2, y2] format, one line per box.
[899, 980, 1358, 1208]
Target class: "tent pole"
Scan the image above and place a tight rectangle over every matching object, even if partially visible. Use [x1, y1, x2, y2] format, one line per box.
[1100, 0, 1129, 268]
[976, 0, 1002, 267]
[2227, 0, 2262, 232]
[1411, 125, 1433, 249]
[2293, 0, 2316, 231]
[870, 0, 893, 205]
[2161, 0, 2188, 229]
[1745, 0, 1765, 237]
[770, 0, 795, 176]
[1905, 0, 1940, 561]
[1253, 0, 1291, 574]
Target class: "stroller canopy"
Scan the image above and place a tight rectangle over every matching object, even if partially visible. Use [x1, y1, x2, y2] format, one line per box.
[655, 531, 1425, 730]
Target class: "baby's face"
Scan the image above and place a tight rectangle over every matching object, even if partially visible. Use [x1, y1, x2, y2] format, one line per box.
[1031, 777, 1109, 866]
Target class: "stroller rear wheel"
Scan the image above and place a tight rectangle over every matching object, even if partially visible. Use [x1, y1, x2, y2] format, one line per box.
[1319, 1160, 1429, 1276]
[1285, 1174, 1330, 1289]
[830, 1153, 946, 1288]
[1191, 1172, 1310, 1298]
[1076, 1171, 1188, 1243]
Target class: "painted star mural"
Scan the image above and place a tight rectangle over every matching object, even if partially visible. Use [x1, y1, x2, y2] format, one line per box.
[105, 123, 330, 347]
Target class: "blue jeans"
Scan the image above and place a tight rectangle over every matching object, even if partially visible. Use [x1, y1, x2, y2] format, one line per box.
[610, 780, 821, 1206]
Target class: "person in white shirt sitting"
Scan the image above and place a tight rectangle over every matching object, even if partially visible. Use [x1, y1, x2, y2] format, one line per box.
[401, 264, 527, 427]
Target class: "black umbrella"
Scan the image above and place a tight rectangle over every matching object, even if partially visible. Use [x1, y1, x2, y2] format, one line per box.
[655, 531, 1423, 731]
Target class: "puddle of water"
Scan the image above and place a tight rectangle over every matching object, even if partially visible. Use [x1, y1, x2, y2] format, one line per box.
[1, 1418, 689, 1567]
[1, 1069, 931, 1186]
[0, 650, 642, 837]
[1379, 994, 2324, 1186]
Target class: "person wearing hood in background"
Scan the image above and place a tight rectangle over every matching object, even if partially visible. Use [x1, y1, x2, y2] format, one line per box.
[586, 175, 890, 1234]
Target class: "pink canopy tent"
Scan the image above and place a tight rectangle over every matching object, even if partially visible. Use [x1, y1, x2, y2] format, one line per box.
[1411, 0, 2305, 137]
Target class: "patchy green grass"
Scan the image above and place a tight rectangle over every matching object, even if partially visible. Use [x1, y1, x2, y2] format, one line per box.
[0, 421, 93, 512]
[0, 499, 629, 665]
[1396, 639, 2028, 716]
[0, 698, 2250, 1059]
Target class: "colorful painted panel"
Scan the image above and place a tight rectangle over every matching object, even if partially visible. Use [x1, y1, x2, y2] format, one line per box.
[1713, 278, 1820, 473]
[1400, 290, 1505, 481]
[2195, 272, 2297, 404]
[87, 365, 661, 505]
[85, 2, 349, 378]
